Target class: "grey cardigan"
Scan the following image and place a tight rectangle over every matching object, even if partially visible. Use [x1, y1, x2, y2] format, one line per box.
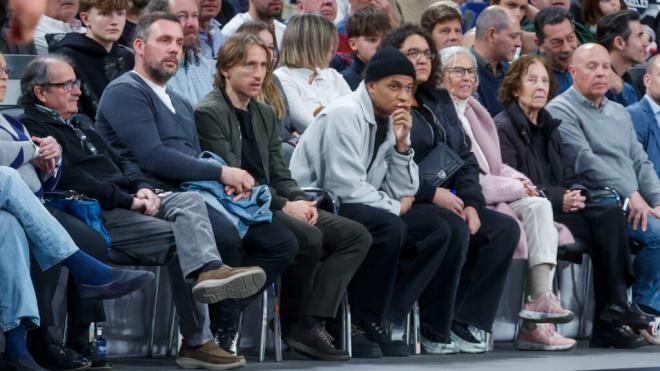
[546, 86, 660, 206]
[290, 82, 419, 215]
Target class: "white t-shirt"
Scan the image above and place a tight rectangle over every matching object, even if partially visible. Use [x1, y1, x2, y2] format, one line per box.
[133, 71, 176, 114]
[221, 13, 286, 47]
[274, 66, 352, 133]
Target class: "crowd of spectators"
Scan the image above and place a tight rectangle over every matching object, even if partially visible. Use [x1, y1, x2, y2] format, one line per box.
[2, 0, 660, 369]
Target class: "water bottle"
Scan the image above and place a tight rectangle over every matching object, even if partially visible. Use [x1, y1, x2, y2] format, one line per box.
[95, 326, 107, 362]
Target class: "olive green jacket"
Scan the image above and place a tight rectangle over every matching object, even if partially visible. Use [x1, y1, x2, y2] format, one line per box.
[194, 88, 306, 210]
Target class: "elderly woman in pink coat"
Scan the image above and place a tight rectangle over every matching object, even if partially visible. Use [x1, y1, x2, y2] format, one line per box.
[439, 46, 576, 351]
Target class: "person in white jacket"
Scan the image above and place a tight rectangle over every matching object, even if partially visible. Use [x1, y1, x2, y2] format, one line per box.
[290, 47, 466, 359]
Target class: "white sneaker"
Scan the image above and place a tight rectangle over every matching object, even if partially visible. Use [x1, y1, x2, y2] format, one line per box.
[450, 324, 487, 354]
[421, 335, 459, 354]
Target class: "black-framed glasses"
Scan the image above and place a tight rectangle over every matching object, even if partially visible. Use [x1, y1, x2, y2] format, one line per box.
[40, 79, 81, 92]
[403, 48, 436, 61]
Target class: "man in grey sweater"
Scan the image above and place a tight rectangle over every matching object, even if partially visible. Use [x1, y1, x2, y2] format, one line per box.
[547, 43, 660, 330]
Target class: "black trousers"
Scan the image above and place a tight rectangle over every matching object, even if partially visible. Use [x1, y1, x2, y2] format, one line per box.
[207, 207, 299, 331]
[554, 204, 633, 317]
[275, 209, 371, 327]
[451, 208, 519, 332]
[30, 206, 107, 328]
[340, 203, 451, 324]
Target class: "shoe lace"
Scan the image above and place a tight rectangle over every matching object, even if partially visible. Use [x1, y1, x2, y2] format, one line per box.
[370, 321, 386, 335]
[351, 322, 366, 336]
[315, 325, 335, 346]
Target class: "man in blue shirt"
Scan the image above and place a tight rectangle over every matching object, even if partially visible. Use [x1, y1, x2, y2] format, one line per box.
[533, 6, 577, 96]
[598, 10, 646, 106]
[628, 54, 660, 179]
[471, 6, 521, 117]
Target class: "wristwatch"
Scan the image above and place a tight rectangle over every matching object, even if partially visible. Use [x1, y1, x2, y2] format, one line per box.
[31, 140, 40, 158]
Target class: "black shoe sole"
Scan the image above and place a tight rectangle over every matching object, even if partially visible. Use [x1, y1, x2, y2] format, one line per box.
[589, 338, 649, 349]
[284, 338, 350, 361]
[348, 348, 383, 359]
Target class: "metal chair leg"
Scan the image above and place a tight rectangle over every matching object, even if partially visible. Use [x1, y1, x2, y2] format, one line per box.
[341, 293, 352, 357]
[411, 301, 421, 355]
[146, 266, 161, 358]
[273, 284, 283, 362]
[166, 304, 178, 358]
[580, 258, 592, 338]
[259, 290, 268, 362]
[404, 311, 411, 346]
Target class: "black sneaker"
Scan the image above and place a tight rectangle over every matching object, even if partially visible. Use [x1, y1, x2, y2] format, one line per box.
[351, 322, 383, 358]
[361, 320, 409, 357]
[29, 341, 91, 371]
[285, 322, 350, 361]
[599, 303, 654, 330]
[70, 342, 112, 370]
[449, 322, 487, 354]
[590, 321, 649, 349]
[214, 328, 240, 356]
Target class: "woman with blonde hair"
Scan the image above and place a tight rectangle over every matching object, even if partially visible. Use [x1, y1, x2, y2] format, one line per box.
[274, 13, 352, 133]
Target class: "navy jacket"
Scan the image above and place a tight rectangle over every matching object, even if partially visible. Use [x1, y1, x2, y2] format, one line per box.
[96, 71, 223, 190]
[627, 97, 660, 177]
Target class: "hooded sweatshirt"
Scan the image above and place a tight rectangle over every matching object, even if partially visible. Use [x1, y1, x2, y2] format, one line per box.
[49, 32, 134, 119]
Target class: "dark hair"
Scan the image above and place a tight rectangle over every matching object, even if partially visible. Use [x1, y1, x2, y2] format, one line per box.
[582, 0, 626, 27]
[346, 6, 391, 38]
[135, 11, 181, 41]
[499, 54, 557, 107]
[380, 23, 439, 93]
[19, 55, 75, 106]
[420, 4, 462, 35]
[596, 9, 640, 51]
[534, 6, 573, 43]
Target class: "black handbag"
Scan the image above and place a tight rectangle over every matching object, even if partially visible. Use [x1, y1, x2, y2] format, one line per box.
[415, 105, 465, 188]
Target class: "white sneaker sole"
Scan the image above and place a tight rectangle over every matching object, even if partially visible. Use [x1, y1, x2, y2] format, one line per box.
[176, 357, 246, 369]
[514, 340, 576, 351]
[449, 333, 487, 354]
[518, 309, 574, 324]
[192, 269, 266, 304]
[421, 336, 459, 354]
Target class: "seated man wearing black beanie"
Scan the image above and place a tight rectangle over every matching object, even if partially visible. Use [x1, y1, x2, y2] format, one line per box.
[290, 47, 467, 358]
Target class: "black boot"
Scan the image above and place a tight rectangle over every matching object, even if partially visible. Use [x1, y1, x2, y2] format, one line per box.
[285, 322, 350, 361]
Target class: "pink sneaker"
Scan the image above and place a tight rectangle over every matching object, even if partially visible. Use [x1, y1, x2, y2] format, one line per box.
[519, 291, 574, 323]
[514, 324, 576, 351]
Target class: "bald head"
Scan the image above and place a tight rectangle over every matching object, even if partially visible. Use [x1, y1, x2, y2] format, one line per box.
[644, 54, 660, 103]
[474, 6, 521, 62]
[475, 6, 514, 40]
[569, 43, 611, 104]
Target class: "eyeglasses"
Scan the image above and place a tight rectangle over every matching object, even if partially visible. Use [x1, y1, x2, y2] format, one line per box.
[444, 67, 477, 78]
[40, 79, 81, 92]
[0, 66, 10, 76]
[403, 48, 436, 61]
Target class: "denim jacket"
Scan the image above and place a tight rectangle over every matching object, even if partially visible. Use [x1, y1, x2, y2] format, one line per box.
[182, 152, 272, 237]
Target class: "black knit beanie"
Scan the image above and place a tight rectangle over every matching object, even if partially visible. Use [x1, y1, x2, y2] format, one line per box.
[364, 47, 416, 83]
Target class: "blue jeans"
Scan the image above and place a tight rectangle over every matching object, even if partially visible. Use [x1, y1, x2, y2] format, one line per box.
[593, 195, 660, 312]
[0, 166, 79, 331]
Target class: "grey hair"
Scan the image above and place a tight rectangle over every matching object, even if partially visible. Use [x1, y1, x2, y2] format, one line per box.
[145, 0, 173, 13]
[475, 6, 513, 40]
[19, 55, 75, 106]
[439, 46, 476, 70]
[647, 53, 660, 75]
